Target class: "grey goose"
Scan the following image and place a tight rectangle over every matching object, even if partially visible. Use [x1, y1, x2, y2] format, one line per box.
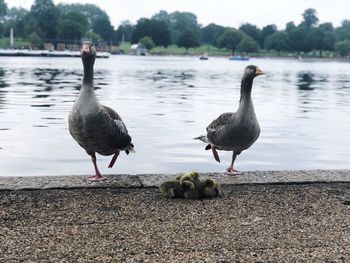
[68, 42, 134, 181]
[195, 65, 263, 174]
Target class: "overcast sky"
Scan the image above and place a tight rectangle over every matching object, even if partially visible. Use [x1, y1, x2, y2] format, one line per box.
[7, 0, 350, 29]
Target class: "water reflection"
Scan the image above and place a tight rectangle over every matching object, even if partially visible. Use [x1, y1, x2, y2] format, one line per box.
[0, 68, 8, 109]
[297, 72, 315, 90]
[0, 56, 349, 176]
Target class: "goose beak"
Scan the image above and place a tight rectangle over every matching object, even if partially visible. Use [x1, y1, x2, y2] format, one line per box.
[81, 43, 91, 54]
[255, 67, 264, 76]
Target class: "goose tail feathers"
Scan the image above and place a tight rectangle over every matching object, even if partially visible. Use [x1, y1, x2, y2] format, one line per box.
[193, 135, 209, 143]
[124, 143, 135, 155]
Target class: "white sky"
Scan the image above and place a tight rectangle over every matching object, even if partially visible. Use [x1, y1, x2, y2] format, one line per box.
[6, 0, 350, 29]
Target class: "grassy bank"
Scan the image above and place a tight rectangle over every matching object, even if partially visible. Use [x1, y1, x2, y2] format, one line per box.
[0, 38, 30, 49]
[1, 39, 338, 59]
[118, 42, 338, 58]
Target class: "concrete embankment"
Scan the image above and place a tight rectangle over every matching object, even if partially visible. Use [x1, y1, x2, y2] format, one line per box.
[1, 169, 350, 190]
[1, 170, 349, 262]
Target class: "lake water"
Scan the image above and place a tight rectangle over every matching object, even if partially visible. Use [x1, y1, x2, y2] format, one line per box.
[0, 55, 350, 176]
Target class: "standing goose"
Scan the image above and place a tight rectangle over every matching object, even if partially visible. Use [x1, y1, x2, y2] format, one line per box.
[69, 42, 134, 181]
[195, 65, 263, 174]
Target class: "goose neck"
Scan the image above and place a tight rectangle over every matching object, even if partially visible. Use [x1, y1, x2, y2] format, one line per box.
[239, 78, 253, 102]
[83, 67, 93, 86]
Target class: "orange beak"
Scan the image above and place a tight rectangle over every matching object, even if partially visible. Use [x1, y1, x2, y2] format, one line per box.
[255, 67, 264, 76]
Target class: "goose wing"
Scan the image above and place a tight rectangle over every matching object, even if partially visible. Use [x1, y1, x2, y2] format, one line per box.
[206, 112, 237, 147]
[98, 104, 132, 150]
[207, 112, 234, 131]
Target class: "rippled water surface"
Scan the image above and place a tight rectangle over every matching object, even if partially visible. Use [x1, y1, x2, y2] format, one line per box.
[0, 55, 350, 176]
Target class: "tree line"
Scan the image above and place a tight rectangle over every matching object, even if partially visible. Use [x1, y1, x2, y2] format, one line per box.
[1, 0, 350, 56]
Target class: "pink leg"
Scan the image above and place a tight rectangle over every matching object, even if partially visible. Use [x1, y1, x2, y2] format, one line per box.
[87, 153, 107, 182]
[108, 151, 120, 168]
[211, 144, 221, 163]
[225, 152, 241, 175]
[225, 166, 241, 175]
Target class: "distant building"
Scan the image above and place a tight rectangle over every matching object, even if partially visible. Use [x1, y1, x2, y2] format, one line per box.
[66, 44, 79, 51]
[56, 43, 65, 51]
[44, 43, 55, 51]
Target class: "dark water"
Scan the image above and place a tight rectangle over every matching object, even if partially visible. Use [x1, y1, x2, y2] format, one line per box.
[0, 55, 350, 176]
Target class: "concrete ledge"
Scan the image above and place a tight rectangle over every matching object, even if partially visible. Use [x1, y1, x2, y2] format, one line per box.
[0, 169, 350, 191]
[0, 174, 141, 191]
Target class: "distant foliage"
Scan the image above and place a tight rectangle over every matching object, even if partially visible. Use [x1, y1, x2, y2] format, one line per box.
[301, 8, 319, 28]
[139, 36, 155, 50]
[239, 23, 262, 47]
[201, 23, 225, 45]
[115, 21, 134, 43]
[264, 32, 290, 53]
[335, 40, 350, 56]
[217, 28, 243, 53]
[1, 2, 350, 57]
[26, 32, 43, 47]
[0, 0, 7, 18]
[236, 36, 260, 53]
[131, 18, 171, 47]
[30, 0, 59, 39]
[92, 17, 114, 41]
[176, 29, 200, 51]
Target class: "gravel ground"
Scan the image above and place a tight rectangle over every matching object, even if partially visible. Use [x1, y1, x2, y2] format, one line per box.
[1, 183, 349, 262]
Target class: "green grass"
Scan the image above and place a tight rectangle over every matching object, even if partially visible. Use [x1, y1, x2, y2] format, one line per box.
[150, 44, 231, 56]
[0, 38, 30, 49]
[1, 39, 338, 59]
[118, 42, 132, 53]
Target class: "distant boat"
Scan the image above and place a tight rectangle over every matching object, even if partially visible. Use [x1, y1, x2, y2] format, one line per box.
[199, 53, 209, 60]
[0, 49, 110, 58]
[229, 55, 249, 61]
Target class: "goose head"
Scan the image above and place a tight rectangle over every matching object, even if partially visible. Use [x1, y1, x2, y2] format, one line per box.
[242, 65, 264, 81]
[81, 42, 96, 69]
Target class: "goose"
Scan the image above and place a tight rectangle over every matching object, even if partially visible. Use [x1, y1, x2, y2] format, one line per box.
[68, 42, 134, 181]
[195, 65, 263, 174]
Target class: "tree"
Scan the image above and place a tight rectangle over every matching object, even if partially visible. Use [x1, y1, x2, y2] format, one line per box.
[27, 32, 43, 47]
[301, 8, 318, 28]
[312, 23, 335, 52]
[57, 3, 109, 29]
[131, 18, 171, 47]
[152, 10, 170, 25]
[236, 36, 259, 53]
[63, 11, 89, 33]
[0, 0, 7, 18]
[335, 20, 350, 41]
[288, 27, 309, 53]
[3, 7, 28, 38]
[139, 36, 155, 50]
[92, 17, 114, 41]
[0, 0, 7, 36]
[115, 20, 134, 43]
[264, 31, 290, 54]
[202, 23, 225, 45]
[217, 28, 243, 53]
[57, 11, 88, 40]
[85, 31, 102, 42]
[239, 23, 262, 47]
[30, 0, 59, 39]
[285, 22, 296, 32]
[168, 11, 201, 44]
[176, 29, 200, 51]
[335, 40, 350, 57]
[261, 24, 277, 46]
[24, 14, 42, 38]
[57, 20, 85, 40]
